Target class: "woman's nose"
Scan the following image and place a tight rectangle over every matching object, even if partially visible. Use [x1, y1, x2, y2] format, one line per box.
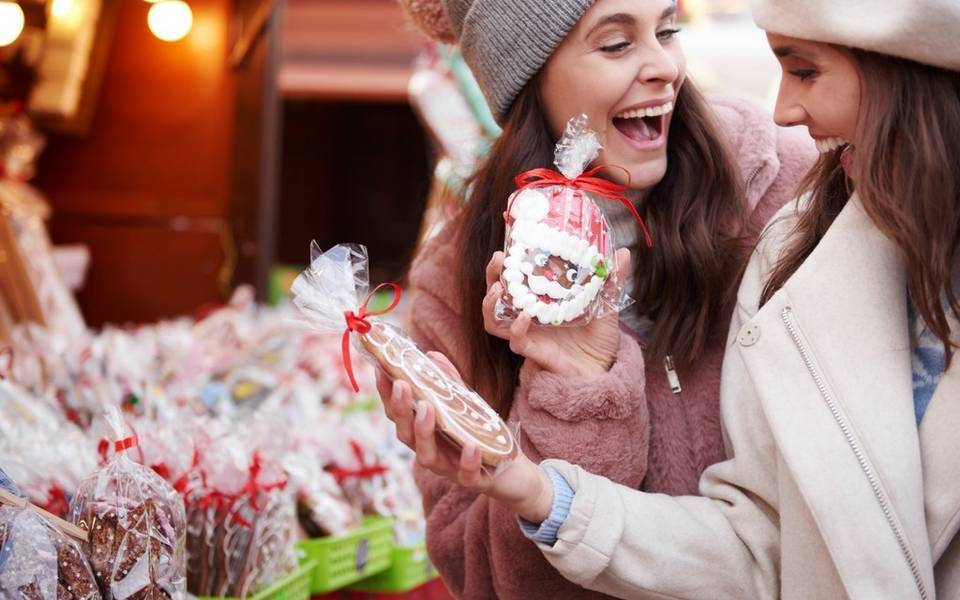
[638, 45, 681, 85]
[773, 81, 807, 127]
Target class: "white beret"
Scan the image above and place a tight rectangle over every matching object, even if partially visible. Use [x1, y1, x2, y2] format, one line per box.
[750, 0, 960, 71]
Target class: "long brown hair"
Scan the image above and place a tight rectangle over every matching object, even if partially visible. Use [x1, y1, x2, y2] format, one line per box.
[455, 76, 751, 417]
[761, 50, 960, 364]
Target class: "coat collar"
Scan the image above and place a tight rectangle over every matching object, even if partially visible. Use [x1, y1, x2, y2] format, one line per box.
[738, 194, 950, 597]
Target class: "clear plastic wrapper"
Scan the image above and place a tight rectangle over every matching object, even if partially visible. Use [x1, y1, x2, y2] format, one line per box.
[0, 467, 100, 600]
[283, 451, 360, 538]
[496, 114, 646, 326]
[291, 243, 519, 469]
[0, 506, 101, 600]
[183, 422, 297, 598]
[69, 409, 187, 600]
[0, 381, 97, 517]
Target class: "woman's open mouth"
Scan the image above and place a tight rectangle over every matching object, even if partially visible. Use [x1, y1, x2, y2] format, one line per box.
[612, 100, 672, 149]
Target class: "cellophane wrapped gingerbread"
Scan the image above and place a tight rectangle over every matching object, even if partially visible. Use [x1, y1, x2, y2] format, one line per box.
[497, 114, 648, 326]
[68, 410, 186, 600]
[0, 380, 97, 518]
[0, 467, 101, 600]
[291, 243, 519, 469]
[182, 422, 297, 599]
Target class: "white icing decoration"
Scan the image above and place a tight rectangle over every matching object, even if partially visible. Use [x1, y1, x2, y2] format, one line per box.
[364, 322, 515, 460]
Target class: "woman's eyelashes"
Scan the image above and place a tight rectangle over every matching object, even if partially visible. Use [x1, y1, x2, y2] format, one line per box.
[656, 27, 680, 41]
[599, 39, 632, 53]
[789, 68, 818, 82]
[598, 27, 680, 54]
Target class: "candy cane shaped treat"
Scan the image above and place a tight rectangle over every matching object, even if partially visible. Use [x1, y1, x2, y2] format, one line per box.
[359, 321, 517, 467]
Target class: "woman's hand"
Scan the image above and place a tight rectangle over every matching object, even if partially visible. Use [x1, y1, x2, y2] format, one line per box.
[376, 354, 555, 523]
[482, 248, 631, 378]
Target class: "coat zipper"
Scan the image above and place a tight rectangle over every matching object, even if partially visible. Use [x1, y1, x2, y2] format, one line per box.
[745, 165, 763, 192]
[781, 307, 928, 600]
[664, 355, 682, 395]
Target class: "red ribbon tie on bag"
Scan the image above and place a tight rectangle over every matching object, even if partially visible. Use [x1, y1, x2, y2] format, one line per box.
[514, 165, 653, 248]
[115, 435, 138, 453]
[342, 283, 402, 392]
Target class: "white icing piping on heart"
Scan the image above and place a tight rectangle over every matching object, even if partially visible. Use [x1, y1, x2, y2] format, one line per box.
[503, 189, 607, 325]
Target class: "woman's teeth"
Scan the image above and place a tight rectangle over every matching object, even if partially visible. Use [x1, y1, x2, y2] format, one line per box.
[614, 100, 674, 120]
[814, 137, 850, 154]
[612, 100, 673, 143]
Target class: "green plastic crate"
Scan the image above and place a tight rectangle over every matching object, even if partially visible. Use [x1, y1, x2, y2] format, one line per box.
[350, 542, 438, 593]
[298, 516, 395, 594]
[196, 559, 315, 600]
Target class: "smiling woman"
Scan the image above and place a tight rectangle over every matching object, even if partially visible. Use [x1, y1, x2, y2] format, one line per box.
[541, 1, 683, 188]
[389, 0, 816, 596]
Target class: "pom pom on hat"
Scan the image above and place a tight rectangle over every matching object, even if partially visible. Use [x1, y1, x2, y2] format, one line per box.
[750, 0, 960, 72]
[397, 0, 458, 43]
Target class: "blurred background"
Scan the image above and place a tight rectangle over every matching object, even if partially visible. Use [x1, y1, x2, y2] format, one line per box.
[0, 0, 779, 329]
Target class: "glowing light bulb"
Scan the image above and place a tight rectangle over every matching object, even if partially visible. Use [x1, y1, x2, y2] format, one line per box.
[147, 0, 192, 42]
[0, 1, 25, 47]
[50, 0, 72, 18]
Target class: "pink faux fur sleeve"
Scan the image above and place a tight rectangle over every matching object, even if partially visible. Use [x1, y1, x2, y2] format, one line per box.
[405, 250, 650, 598]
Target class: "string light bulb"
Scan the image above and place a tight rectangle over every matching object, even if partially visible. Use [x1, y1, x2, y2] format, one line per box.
[0, 1, 25, 47]
[147, 0, 192, 42]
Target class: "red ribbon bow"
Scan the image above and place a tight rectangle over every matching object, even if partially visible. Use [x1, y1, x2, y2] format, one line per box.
[514, 165, 653, 248]
[342, 283, 402, 392]
[326, 440, 389, 483]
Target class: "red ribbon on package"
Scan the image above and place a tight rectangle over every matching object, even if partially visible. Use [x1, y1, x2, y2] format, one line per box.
[515, 165, 653, 248]
[342, 282, 402, 392]
[115, 435, 138, 453]
[326, 440, 389, 483]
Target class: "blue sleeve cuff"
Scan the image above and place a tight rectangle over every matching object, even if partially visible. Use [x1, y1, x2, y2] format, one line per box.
[517, 467, 575, 546]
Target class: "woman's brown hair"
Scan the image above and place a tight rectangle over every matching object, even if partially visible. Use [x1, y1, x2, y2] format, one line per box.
[761, 50, 960, 364]
[455, 76, 751, 417]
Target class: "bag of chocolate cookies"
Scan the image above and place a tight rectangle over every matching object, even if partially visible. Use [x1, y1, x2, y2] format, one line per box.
[69, 410, 186, 600]
[182, 423, 297, 598]
[0, 467, 100, 600]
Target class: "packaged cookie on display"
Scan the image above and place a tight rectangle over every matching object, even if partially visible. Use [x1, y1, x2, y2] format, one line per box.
[0, 468, 100, 600]
[498, 114, 649, 326]
[68, 409, 186, 600]
[292, 243, 519, 468]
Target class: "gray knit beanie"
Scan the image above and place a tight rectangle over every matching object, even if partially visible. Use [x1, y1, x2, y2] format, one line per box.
[399, 0, 596, 124]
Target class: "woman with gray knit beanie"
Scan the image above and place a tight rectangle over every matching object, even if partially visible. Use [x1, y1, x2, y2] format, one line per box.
[387, 0, 960, 598]
[381, 0, 814, 597]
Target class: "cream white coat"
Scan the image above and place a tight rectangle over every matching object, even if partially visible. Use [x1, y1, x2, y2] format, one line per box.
[536, 195, 960, 599]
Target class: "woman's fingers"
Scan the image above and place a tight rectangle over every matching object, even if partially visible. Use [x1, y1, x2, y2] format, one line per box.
[413, 401, 441, 469]
[426, 351, 464, 382]
[485, 251, 505, 289]
[482, 282, 510, 339]
[457, 443, 487, 490]
[376, 368, 394, 418]
[508, 312, 535, 357]
[615, 247, 632, 282]
[391, 381, 416, 448]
